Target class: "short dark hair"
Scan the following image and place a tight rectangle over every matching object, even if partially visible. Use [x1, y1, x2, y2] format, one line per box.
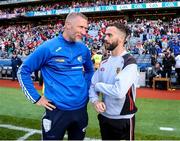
[108, 22, 131, 38]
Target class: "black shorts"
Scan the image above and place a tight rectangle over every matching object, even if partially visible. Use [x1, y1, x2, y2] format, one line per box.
[42, 106, 88, 140]
[98, 114, 135, 140]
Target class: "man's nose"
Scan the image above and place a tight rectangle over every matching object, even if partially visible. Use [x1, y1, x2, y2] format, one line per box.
[81, 28, 87, 35]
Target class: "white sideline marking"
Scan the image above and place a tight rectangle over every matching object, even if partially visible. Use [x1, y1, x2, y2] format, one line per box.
[160, 127, 174, 131]
[0, 124, 41, 140]
[0, 124, 98, 140]
[0, 124, 41, 133]
[17, 131, 37, 141]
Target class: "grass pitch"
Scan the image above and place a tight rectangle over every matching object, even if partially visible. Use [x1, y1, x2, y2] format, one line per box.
[0, 87, 180, 140]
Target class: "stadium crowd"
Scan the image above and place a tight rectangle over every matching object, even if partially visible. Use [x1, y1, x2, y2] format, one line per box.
[0, 14, 179, 86]
[0, 0, 178, 15]
[0, 18, 179, 58]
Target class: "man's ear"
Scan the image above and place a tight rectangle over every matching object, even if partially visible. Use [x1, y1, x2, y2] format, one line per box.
[117, 36, 123, 45]
[65, 22, 71, 30]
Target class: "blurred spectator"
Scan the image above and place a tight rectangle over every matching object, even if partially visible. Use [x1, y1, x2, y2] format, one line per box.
[151, 54, 157, 66]
[11, 52, 22, 81]
[149, 62, 163, 88]
[175, 53, 180, 85]
[91, 49, 103, 70]
[162, 50, 175, 78]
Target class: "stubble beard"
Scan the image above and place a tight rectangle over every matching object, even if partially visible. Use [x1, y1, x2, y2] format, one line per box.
[105, 41, 118, 51]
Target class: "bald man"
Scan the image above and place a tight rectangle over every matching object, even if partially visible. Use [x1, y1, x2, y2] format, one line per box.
[89, 23, 138, 140]
[17, 12, 94, 140]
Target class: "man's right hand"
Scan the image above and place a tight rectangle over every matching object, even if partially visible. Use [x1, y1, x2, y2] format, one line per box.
[36, 96, 56, 111]
[93, 101, 106, 113]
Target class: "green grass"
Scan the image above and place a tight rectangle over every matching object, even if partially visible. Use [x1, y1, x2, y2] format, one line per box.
[0, 128, 26, 140]
[27, 133, 41, 140]
[136, 98, 180, 140]
[0, 87, 44, 120]
[0, 86, 180, 140]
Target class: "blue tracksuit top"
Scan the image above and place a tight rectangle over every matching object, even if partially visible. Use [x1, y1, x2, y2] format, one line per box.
[17, 34, 94, 110]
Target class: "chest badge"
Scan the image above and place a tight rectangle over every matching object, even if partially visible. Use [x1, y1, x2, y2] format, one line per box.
[116, 67, 121, 74]
[77, 56, 82, 62]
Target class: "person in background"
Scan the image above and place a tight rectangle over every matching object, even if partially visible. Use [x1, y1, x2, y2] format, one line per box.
[89, 23, 138, 140]
[175, 53, 180, 85]
[149, 62, 163, 88]
[11, 52, 22, 81]
[17, 12, 94, 140]
[162, 49, 175, 78]
[91, 49, 103, 70]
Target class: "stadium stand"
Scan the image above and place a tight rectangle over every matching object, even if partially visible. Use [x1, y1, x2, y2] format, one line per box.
[0, 59, 11, 78]
[0, 0, 179, 87]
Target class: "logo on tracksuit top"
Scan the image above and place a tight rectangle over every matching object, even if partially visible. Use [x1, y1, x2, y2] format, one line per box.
[77, 56, 82, 62]
[55, 47, 62, 52]
[116, 67, 121, 74]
